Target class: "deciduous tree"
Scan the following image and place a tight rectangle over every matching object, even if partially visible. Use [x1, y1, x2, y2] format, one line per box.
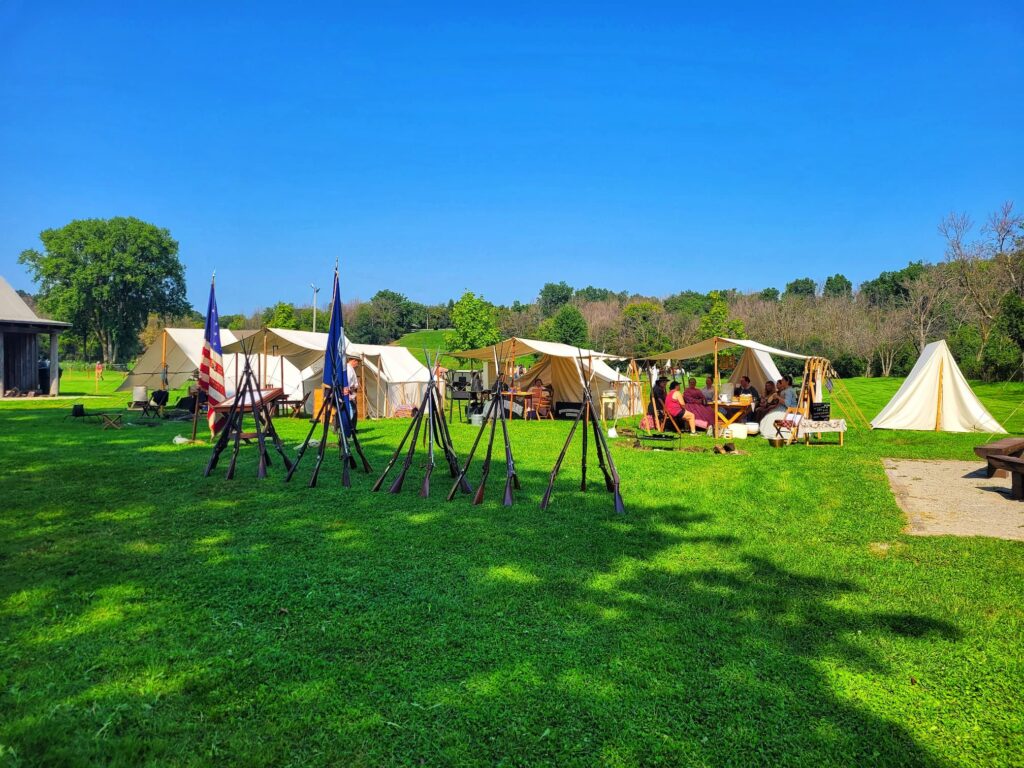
[19, 217, 189, 362]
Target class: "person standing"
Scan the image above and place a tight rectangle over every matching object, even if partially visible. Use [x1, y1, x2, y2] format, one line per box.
[343, 357, 360, 431]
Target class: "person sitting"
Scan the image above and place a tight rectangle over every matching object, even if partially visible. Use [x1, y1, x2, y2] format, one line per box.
[647, 376, 669, 424]
[683, 377, 714, 428]
[700, 376, 715, 402]
[779, 375, 798, 409]
[664, 381, 697, 433]
[733, 376, 760, 404]
[753, 380, 783, 421]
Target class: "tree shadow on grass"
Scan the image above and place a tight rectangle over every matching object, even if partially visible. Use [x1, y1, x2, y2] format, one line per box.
[0, 410, 969, 766]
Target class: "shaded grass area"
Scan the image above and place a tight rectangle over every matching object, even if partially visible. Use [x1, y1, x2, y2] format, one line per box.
[1, 373, 1023, 765]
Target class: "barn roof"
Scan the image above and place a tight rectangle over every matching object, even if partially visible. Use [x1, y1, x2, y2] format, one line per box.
[0, 276, 71, 332]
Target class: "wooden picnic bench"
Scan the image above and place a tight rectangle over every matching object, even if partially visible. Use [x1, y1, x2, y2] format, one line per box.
[974, 438, 1024, 479]
[986, 455, 1024, 500]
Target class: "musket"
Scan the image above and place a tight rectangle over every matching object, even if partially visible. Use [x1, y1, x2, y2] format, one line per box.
[371, 408, 420, 491]
[285, 391, 330, 482]
[389, 385, 429, 493]
[420, 350, 436, 497]
[494, 346, 519, 506]
[539, 405, 583, 510]
[472, 397, 500, 505]
[446, 392, 498, 501]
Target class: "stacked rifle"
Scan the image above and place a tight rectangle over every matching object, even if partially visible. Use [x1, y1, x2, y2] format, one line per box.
[540, 349, 625, 514]
[372, 351, 470, 498]
[204, 341, 293, 480]
[447, 350, 520, 506]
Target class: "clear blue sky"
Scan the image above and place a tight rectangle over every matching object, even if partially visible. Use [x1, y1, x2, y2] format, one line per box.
[1, 2, 1021, 314]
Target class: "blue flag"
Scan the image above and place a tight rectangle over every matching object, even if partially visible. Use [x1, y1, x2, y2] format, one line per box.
[322, 269, 354, 434]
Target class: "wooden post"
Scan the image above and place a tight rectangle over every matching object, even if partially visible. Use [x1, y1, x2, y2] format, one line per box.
[0, 332, 5, 396]
[713, 338, 720, 437]
[49, 332, 59, 395]
[263, 332, 268, 388]
[935, 357, 944, 431]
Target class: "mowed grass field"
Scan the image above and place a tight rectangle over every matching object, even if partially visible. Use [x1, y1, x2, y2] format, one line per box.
[2, 370, 1023, 766]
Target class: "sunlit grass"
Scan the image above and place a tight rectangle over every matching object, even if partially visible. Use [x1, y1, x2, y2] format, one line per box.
[0, 372, 1022, 765]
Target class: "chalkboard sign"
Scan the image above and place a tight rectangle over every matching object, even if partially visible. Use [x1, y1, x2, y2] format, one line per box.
[810, 402, 831, 421]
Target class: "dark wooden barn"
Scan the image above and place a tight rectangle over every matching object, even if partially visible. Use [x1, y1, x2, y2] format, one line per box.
[0, 276, 70, 397]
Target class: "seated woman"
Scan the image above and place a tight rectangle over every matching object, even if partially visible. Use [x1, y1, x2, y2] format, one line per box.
[779, 375, 798, 409]
[682, 377, 714, 428]
[753, 380, 783, 421]
[663, 381, 697, 433]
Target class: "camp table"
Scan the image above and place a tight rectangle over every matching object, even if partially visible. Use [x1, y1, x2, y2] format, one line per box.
[714, 398, 752, 435]
[212, 387, 284, 438]
[505, 390, 534, 420]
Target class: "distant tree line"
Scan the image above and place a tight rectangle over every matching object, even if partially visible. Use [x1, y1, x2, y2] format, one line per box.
[16, 203, 1024, 380]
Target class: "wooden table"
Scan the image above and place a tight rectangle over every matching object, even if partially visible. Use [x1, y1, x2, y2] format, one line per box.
[974, 438, 1024, 478]
[211, 388, 284, 413]
[506, 390, 534, 420]
[714, 399, 752, 436]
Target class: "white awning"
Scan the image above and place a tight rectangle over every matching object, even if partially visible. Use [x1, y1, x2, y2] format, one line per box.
[649, 337, 807, 361]
[455, 337, 623, 362]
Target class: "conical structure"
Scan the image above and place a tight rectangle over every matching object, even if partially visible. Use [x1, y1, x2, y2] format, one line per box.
[871, 340, 1005, 433]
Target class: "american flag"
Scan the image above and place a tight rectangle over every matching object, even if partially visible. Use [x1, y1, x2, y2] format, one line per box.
[199, 278, 227, 435]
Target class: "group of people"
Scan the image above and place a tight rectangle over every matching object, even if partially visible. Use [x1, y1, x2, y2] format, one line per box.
[647, 374, 799, 433]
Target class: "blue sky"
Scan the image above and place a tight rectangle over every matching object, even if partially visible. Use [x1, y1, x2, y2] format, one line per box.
[1, 2, 1021, 314]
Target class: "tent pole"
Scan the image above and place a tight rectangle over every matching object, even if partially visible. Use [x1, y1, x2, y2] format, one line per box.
[935, 357, 944, 431]
[713, 339, 720, 437]
[263, 332, 268, 388]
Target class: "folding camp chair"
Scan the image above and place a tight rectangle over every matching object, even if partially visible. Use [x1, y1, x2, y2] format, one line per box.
[773, 408, 804, 445]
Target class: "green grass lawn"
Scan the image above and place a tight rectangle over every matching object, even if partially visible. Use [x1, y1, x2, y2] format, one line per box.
[2, 371, 1023, 766]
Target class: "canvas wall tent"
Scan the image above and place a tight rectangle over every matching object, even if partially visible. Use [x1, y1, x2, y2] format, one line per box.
[454, 337, 642, 417]
[871, 340, 1005, 433]
[118, 328, 307, 400]
[223, 328, 431, 418]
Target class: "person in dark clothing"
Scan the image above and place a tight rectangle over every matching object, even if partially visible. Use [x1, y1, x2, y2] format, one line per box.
[647, 376, 669, 421]
[733, 375, 760, 404]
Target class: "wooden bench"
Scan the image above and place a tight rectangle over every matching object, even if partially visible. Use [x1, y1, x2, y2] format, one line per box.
[974, 438, 1024, 478]
[986, 455, 1024, 500]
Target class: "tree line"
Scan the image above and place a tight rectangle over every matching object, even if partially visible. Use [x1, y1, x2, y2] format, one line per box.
[16, 203, 1024, 379]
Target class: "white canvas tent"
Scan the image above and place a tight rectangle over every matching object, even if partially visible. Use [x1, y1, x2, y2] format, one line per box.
[871, 340, 1005, 433]
[454, 337, 642, 417]
[119, 328, 307, 400]
[223, 328, 431, 418]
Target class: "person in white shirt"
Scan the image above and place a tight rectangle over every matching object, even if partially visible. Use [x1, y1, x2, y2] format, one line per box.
[343, 358, 360, 430]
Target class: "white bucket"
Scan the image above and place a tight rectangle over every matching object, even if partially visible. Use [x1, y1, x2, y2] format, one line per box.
[470, 413, 484, 427]
[132, 385, 148, 403]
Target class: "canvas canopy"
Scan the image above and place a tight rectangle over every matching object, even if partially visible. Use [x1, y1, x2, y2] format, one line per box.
[223, 328, 431, 418]
[650, 336, 808, 362]
[454, 337, 641, 417]
[118, 328, 297, 398]
[727, 348, 784, 395]
[871, 340, 1005, 433]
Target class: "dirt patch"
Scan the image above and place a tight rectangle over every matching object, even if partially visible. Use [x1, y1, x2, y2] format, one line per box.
[883, 459, 1024, 541]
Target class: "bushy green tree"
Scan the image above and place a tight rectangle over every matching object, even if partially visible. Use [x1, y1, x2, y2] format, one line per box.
[860, 262, 926, 306]
[664, 290, 713, 316]
[19, 217, 189, 362]
[538, 281, 574, 317]
[698, 291, 745, 338]
[445, 291, 500, 352]
[757, 287, 780, 302]
[347, 290, 413, 344]
[823, 274, 853, 298]
[539, 304, 588, 347]
[784, 277, 817, 298]
[265, 302, 298, 329]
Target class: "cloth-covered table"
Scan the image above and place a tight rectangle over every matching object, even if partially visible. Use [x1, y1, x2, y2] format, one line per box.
[797, 418, 846, 446]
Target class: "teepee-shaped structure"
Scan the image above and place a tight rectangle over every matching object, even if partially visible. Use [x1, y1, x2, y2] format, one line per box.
[871, 340, 1005, 433]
